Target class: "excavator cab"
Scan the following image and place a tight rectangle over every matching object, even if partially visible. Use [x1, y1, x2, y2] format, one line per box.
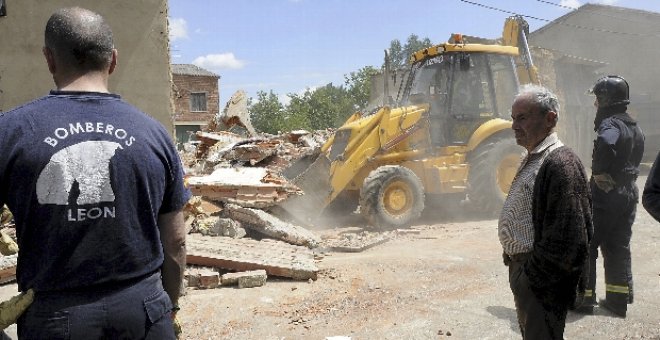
[401, 50, 519, 148]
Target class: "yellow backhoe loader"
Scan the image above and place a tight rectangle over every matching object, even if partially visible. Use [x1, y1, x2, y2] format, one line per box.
[280, 16, 540, 228]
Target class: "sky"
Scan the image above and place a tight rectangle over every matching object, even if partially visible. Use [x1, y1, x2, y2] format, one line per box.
[168, 0, 660, 107]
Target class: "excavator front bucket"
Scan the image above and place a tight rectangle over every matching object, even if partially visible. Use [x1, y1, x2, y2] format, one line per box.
[278, 154, 332, 223]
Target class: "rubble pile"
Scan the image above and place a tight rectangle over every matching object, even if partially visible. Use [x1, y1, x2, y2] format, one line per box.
[0, 206, 17, 283]
[177, 97, 339, 288]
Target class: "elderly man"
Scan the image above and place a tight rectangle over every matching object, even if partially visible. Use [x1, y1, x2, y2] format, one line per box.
[499, 84, 592, 339]
[0, 7, 190, 338]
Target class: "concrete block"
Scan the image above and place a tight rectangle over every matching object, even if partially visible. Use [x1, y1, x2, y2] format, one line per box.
[238, 270, 267, 288]
[222, 269, 267, 288]
[197, 270, 220, 289]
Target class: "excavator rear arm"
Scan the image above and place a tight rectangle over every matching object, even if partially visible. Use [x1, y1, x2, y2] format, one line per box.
[502, 15, 540, 85]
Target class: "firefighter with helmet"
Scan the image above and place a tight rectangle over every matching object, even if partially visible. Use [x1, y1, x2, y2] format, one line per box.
[576, 75, 644, 317]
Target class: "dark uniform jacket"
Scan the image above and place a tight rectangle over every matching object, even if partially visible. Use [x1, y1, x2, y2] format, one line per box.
[592, 112, 644, 208]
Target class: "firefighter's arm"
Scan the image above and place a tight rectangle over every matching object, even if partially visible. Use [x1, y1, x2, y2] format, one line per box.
[592, 120, 620, 175]
[158, 210, 186, 315]
[642, 151, 660, 223]
[0, 289, 34, 329]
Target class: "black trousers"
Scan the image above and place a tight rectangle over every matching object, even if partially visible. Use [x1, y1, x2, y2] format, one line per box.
[18, 271, 175, 339]
[589, 191, 636, 307]
[507, 253, 567, 340]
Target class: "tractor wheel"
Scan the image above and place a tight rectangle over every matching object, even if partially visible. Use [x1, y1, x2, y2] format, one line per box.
[359, 165, 425, 229]
[467, 138, 522, 214]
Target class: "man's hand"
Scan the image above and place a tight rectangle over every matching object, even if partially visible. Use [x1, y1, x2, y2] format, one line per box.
[502, 252, 511, 266]
[594, 173, 616, 193]
[0, 231, 18, 256]
[158, 210, 186, 314]
[0, 289, 34, 329]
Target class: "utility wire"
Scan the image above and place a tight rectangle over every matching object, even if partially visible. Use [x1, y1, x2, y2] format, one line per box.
[459, 0, 660, 38]
[458, 0, 550, 22]
[536, 0, 660, 26]
[535, 0, 576, 11]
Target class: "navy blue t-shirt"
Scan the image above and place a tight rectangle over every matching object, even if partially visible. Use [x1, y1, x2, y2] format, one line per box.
[0, 91, 191, 292]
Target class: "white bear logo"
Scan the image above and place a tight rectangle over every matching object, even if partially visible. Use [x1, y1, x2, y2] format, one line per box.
[37, 141, 122, 205]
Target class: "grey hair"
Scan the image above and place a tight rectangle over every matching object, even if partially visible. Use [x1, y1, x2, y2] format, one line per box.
[515, 84, 560, 120]
[45, 7, 114, 72]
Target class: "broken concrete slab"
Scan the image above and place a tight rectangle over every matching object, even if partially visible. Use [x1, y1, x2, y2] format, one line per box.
[224, 139, 281, 165]
[187, 167, 302, 208]
[395, 228, 422, 235]
[220, 90, 256, 137]
[187, 234, 318, 280]
[195, 216, 246, 238]
[194, 131, 245, 163]
[218, 219, 246, 238]
[225, 204, 320, 248]
[321, 232, 390, 253]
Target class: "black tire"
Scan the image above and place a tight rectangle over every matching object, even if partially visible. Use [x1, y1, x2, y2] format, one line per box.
[467, 138, 522, 214]
[359, 165, 425, 229]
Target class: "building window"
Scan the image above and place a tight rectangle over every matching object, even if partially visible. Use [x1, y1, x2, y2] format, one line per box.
[190, 92, 207, 112]
[0, 0, 6, 17]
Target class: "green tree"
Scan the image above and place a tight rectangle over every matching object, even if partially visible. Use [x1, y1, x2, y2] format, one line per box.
[345, 66, 379, 111]
[386, 34, 433, 68]
[288, 84, 355, 130]
[249, 90, 286, 134]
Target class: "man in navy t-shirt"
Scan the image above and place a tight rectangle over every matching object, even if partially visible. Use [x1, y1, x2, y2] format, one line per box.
[0, 7, 190, 338]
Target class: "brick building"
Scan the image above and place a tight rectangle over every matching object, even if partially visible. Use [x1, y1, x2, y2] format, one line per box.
[171, 64, 220, 146]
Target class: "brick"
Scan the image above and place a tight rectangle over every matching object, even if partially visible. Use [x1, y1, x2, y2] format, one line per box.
[238, 271, 267, 289]
[221, 269, 267, 288]
[197, 270, 220, 289]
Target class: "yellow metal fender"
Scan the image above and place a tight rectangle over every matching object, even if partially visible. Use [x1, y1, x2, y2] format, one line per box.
[466, 118, 512, 151]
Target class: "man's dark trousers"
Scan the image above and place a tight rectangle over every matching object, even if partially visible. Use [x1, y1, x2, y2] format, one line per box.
[17, 271, 175, 339]
[507, 253, 567, 340]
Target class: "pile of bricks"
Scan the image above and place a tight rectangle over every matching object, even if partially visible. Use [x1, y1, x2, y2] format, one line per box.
[178, 119, 334, 288]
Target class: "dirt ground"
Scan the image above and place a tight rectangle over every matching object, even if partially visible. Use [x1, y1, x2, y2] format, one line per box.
[173, 176, 660, 340]
[1, 177, 659, 339]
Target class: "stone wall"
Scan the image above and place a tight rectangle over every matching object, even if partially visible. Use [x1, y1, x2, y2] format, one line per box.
[0, 0, 174, 134]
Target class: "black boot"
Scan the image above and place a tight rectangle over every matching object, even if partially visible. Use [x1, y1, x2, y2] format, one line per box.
[628, 281, 634, 304]
[599, 292, 628, 318]
[573, 290, 596, 314]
